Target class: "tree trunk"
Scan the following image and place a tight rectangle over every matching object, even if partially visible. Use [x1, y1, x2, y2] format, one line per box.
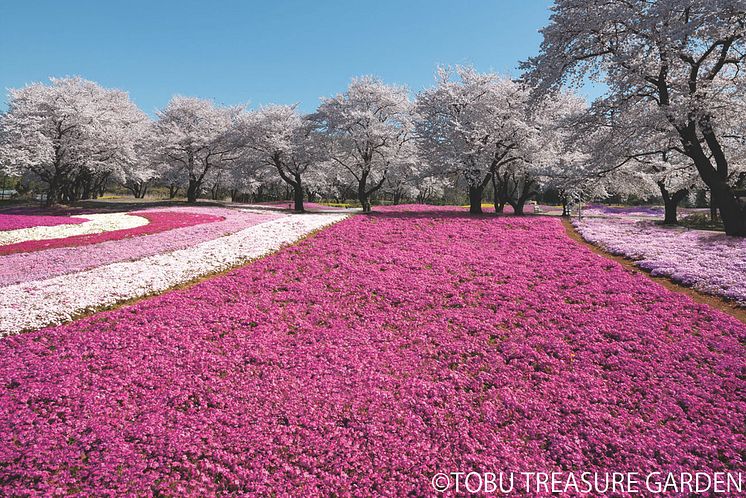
[468, 185, 484, 214]
[186, 179, 200, 204]
[169, 185, 179, 199]
[508, 175, 535, 216]
[664, 200, 679, 224]
[45, 181, 58, 207]
[491, 175, 503, 213]
[678, 127, 745, 235]
[658, 182, 688, 225]
[709, 193, 719, 223]
[359, 191, 371, 213]
[293, 179, 304, 213]
[512, 200, 525, 215]
[358, 173, 372, 213]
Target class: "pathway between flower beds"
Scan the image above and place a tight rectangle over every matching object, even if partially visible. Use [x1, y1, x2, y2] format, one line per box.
[0, 206, 744, 495]
[574, 217, 746, 306]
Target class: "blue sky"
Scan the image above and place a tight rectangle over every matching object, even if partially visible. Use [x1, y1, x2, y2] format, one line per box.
[0, 0, 598, 114]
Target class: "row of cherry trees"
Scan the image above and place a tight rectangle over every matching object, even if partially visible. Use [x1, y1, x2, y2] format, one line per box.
[1, 1, 744, 232]
[0, 73, 586, 214]
[523, 0, 746, 235]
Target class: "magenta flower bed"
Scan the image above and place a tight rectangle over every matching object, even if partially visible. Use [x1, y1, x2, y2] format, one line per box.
[0, 208, 282, 286]
[0, 211, 223, 256]
[0, 214, 88, 230]
[0, 206, 743, 495]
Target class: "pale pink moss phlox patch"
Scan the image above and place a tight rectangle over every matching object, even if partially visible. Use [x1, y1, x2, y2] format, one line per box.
[574, 217, 746, 306]
[0, 207, 281, 285]
[0, 210, 223, 255]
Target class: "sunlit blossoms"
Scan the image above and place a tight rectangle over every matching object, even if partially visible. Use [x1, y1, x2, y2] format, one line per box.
[0, 206, 743, 495]
[574, 217, 746, 305]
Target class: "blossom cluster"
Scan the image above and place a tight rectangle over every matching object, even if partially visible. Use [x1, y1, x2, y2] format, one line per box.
[573, 217, 746, 305]
[0, 211, 347, 334]
[0, 205, 742, 495]
[0, 213, 89, 230]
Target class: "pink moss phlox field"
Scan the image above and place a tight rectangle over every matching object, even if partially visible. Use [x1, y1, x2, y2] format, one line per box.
[574, 217, 746, 305]
[0, 210, 223, 256]
[0, 206, 744, 495]
[0, 208, 282, 285]
[0, 214, 89, 230]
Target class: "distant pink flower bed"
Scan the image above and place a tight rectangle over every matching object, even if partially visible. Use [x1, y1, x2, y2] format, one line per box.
[253, 200, 349, 211]
[0, 210, 222, 255]
[0, 213, 88, 230]
[0, 207, 282, 285]
[574, 217, 746, 305]
[0, 207, 743, 495]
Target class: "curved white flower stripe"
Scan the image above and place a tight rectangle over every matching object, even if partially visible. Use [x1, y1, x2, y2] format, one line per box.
[0, 213, 348, 336]
[0, 213, 148, 245]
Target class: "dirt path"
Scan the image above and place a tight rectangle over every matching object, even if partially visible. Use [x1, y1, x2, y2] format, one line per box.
[561, 217, 746, 324]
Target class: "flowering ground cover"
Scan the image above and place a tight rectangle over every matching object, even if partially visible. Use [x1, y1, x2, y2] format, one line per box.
[583, 204, 664, 218]
[0, 210, 222, 256]
[582, 204, 709, 219]
[0, 207, 280, 286]
[0, 212, 148, 248]
[0, 205, 743, 495]
[0, 213, 89, 230]
[574, 217, 746, 305]
[247, 200, 352, 211]
[0, 212, 346, 334]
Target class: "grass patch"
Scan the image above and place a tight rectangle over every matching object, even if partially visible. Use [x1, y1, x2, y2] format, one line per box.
[678, 213, 724, 232]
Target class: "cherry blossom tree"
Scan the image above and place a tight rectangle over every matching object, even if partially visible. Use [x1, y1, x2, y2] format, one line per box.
[415, 67, 536, 214]
[154, 96, 244, 203]
[244, 105, 323, 212]
[522, 0, 746, 235]
[0, 77, 147, 205]
[314, 76, 414, 213]
[580, 106, 702, 224]
[118, 125, 162, 199]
